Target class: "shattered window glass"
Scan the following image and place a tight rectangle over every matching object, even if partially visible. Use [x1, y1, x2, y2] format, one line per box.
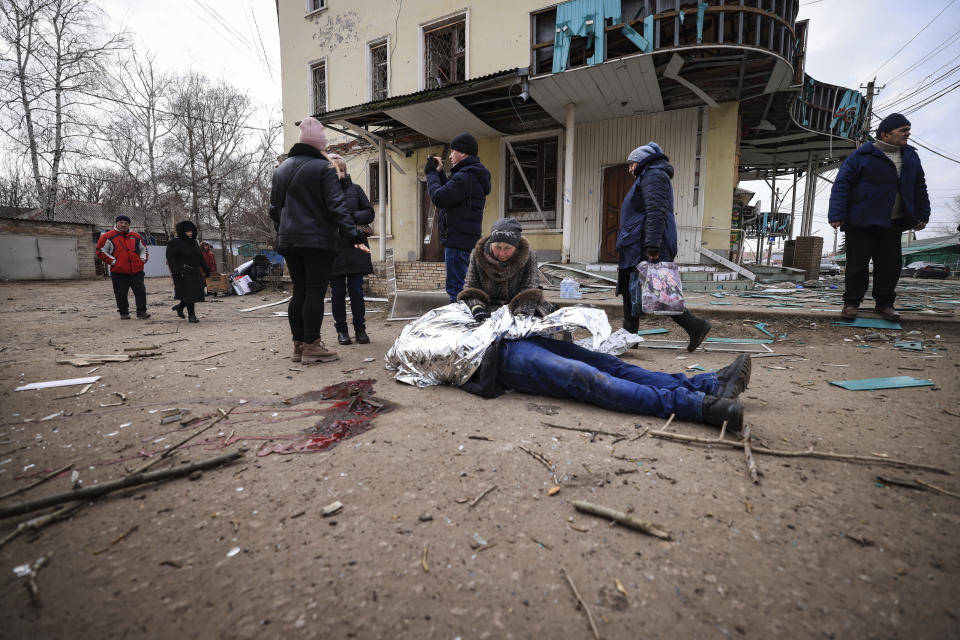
[424, 19, 465, 89]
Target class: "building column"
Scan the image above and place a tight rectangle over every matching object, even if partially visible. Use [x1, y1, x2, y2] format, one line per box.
[561, 102, 575, 263]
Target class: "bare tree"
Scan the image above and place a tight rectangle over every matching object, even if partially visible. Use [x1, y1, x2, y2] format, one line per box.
[0, 0, 126, 219]
[95, 49, 173, 234]
[234, 118, 281, 245]
[168, 74, 257, 267]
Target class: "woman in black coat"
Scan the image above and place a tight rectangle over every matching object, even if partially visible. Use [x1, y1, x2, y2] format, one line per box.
[328, 154, 374, 345]
[166, 220, 209, 323]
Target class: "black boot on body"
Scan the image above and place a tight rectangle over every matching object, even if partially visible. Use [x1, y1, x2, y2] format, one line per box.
[701, 396, 744, 433]
[716, 354, 751, 399]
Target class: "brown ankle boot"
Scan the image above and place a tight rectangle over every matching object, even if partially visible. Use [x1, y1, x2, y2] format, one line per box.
[291, 340, 304, 363]
[301, 339, 338, 363]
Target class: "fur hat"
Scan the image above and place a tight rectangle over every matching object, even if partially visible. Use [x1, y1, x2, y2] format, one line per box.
[298, 117, 328, 151]
[489, 217, 522, 247]
[627, 141, 664, 164]
[115, 215, 131, 224]
[450, 132, 478, 156]
[876, 113, 910, 138]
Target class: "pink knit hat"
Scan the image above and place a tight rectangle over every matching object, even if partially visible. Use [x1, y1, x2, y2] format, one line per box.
[298, 117, 327, 151]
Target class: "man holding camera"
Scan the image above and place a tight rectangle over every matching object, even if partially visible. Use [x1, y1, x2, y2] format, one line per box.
[424, 132, 491, 302]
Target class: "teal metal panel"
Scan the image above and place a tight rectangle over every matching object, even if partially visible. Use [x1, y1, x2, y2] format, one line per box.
[832, 318, 902, 330]
[830, 377, 934, 391]
[636, 328, 670, 335]
[706, 337, 773, 344]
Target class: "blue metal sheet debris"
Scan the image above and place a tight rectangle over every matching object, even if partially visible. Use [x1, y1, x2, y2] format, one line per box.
[636, 328, 670, 335]
[895, 341, 923, 351]
[754, 322, 775, 337]
[832, 318, 902, 330]
[829, 376, 934, 391]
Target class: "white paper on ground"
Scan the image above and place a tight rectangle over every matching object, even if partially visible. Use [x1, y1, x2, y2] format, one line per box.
[15, 376, 102, 392]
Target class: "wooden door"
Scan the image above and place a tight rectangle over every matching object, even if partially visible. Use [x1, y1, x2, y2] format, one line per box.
[600, 164, 632, 263]
[420, 180, 443, 262]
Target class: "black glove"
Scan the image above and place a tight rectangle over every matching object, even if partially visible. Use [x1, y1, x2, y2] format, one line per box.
[645, 248, 660, 263]
[424, 156, 439, 173]
[470, 304, 490, 323]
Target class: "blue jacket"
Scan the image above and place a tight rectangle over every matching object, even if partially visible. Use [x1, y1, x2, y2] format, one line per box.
[426, 155, 491, 251]
[828, 142, 930, 230]
[616, 153, 678, 269]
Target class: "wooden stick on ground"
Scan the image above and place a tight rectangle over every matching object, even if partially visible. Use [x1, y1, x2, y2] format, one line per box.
[421, 544, 429, 572]
[469, 484, 497, 509]
[23, 556, 48, 603]
[0, 502, 88, 550]
[0, 450, 244, 520]
[560, 567, 601, 640]
[541, 421, 626, 438]
[649, 430, 950, 475]
[659, 413, 676, 432]
[0, 464, 72, 502]
[130, 406, 236, 475]
[572, 500, 672, 540]
[741, 426, 759, 483]
[631, 425, 652, 441]
[915, 478, 960, 499]
[518, 445, 559, 485]
[92, 525, 138, 555]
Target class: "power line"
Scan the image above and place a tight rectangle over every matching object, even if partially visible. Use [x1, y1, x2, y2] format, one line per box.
[878, 62, 960, 110]
[862, 0, 958, 84]
[885, 28, 960, 85]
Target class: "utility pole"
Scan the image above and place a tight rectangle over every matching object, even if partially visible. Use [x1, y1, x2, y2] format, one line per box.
[859, 78, 883, 143]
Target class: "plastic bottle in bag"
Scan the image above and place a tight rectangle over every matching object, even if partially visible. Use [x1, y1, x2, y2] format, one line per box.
[560, 277, 582, 299]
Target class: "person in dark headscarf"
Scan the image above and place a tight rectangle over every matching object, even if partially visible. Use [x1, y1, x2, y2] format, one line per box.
[166, 220, 209, 323]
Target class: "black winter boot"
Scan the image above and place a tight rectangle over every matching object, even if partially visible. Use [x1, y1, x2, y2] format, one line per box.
[716, 354, 751, 398]
[337, 330, 352, 345]
[355, 328, 370, 344]
[172, 303, 185, 319]
[701, 396, 744, 432]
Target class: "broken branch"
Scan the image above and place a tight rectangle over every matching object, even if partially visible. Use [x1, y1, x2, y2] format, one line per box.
[572, 500, 672, 540]
[649, 430, 950, 475]
[0, 464, 72, 502]
[130, 406, 236, 475]
[0, 450, 244, 520]
[541, 421, 626, 438]
[560, 567, 601, 640]
[469, 484, 497, 509]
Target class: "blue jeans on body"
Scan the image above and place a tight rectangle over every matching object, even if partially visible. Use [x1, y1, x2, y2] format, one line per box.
[330, 273, 366, 332]
[445, 247, 472, 302]
[498, 337, 716, 421]
[283, 249, 335, 344]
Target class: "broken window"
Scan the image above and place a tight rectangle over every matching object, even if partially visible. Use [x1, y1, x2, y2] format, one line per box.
[369, 40, 388, 101]
[424, 18, 465, 89]
[368, 161, 388, 204]
[310, 60, 326, 115]
[504, 137, 558, 228]
[305, 0, 325, 14]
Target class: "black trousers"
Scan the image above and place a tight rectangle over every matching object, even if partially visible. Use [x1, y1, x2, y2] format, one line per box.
[283, 249, 335, 344]
[843, 226, 902, 307]
[617, 268, 703, 334]
[111, 271, 147, 315]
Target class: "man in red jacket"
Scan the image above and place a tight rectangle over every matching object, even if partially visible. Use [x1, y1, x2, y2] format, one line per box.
[96, 215, 150, 319]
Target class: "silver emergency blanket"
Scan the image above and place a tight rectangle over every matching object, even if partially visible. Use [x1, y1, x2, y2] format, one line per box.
[384, 302, 613, 388]
[575, 327, 644, 355]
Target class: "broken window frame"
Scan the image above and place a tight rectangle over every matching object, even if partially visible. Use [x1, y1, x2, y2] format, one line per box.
[501, 131, 562, 230]
[368, 38, 389, 102]
[309, 58, 327, 115]
[422, 14, 467, 90]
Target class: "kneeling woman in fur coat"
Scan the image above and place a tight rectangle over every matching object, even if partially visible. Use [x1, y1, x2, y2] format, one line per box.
[457, 217, 553, 321]
[166, 220, 209, 323]
[456, 218, 750, 432]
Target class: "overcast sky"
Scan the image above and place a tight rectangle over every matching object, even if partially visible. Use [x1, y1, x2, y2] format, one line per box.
[102, 0, 959, 247]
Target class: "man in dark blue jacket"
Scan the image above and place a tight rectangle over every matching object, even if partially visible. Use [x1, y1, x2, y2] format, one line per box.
[616, 142, 712, 352]
[829, 113, 930, 321]
[425, 132, 492, 302]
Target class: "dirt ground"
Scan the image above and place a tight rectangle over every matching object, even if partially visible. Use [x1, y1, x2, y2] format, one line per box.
[0, 277, 958, 639]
